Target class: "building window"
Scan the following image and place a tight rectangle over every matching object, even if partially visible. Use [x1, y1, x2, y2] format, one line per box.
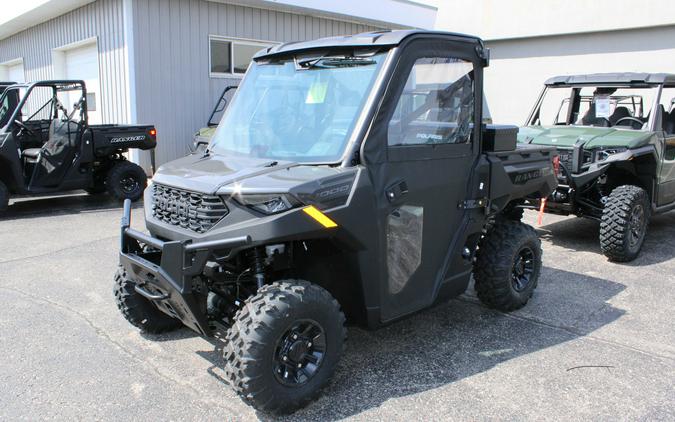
[209, 36, 275, 77]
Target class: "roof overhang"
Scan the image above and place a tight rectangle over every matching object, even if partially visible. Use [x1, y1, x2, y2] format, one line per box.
[0, 0, 437, 42]
[0, 0, 95, 41]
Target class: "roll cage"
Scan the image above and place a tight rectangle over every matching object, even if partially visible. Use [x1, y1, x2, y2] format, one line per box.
[0, 80, 88, 131]
[527, 83, 664, 131]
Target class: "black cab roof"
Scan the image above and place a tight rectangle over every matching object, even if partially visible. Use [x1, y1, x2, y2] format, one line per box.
[253, 29, 484, 60]
[545, 73, 675, 87]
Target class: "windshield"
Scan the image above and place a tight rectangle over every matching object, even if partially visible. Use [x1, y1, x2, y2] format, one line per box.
[209, 52, 387, 162]
[530, 85, 661, 129]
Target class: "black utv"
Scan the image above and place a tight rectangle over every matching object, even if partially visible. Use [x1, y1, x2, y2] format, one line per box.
[0, 80, 156, 211]
[115, 30, 557, 413]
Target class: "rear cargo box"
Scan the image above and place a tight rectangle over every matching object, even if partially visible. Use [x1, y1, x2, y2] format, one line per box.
[482, 125, 518, 152]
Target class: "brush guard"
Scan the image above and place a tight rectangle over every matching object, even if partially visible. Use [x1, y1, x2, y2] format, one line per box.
[118, 199, 251, 336]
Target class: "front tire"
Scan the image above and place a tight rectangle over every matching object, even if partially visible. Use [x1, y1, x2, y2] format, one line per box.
[224, 280, 346, 414]
[113, 266, 183, 333]
[106, 161, 147, 201]
[0, 180, 9, 211]
[473, 220, 542, 311]
[600, 185, 650, 262]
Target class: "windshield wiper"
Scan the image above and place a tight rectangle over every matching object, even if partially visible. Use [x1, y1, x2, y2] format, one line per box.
[297, 56, 375, 69]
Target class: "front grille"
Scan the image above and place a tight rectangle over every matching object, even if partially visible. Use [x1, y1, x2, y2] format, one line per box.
[151, 183, 228, 233]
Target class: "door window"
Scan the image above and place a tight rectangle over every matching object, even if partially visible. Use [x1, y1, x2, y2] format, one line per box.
[388, 57, 474, 146]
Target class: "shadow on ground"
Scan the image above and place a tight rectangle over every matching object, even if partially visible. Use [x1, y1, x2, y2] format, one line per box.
[147, 266, 626, 421]
[535, 211, 675, 265]
[1, 191, 141, 221]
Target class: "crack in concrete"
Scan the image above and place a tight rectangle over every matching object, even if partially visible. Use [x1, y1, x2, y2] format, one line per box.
[0, 236, 118, 265]
[456, 296, 675, 363]
[0, 285, 241, 415]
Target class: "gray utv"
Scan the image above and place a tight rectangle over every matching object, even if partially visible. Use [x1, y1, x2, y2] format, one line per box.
[115, 30, 557, 414]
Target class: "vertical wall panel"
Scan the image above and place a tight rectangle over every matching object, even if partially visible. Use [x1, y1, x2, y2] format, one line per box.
[132, 0, 384, 165]
[0, 0, 129, 124]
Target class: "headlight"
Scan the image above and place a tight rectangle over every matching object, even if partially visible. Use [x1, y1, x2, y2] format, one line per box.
[235, 194, 301, 215]
[595, 148, 627, 162]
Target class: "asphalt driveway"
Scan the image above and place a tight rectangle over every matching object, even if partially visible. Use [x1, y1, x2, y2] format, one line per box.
[1, 193, 674, 421]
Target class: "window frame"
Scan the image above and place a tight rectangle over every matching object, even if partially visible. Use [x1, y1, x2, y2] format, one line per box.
[208, 35, 278, 79]
[386, 56, 475, 148]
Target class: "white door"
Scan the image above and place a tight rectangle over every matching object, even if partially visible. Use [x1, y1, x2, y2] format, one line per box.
[8, 62, 24, 83]
[64, 42, 101, 123]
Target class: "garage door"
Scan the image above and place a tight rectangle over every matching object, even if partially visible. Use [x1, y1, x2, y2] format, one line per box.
[8, 62, 24, 83]
[65, 42, 101, 123]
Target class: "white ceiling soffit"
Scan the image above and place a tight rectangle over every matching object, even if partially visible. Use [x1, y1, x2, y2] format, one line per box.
[0, 0, 95, 41]
[211, 0, 438, 29]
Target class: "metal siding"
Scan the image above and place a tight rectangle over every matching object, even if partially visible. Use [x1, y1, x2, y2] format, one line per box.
[132, 0, 383, 165]
[0, 0, 129, 124]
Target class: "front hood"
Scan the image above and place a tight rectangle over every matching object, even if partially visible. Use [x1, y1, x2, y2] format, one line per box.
[518, 125, 653, 149]
[152, 152, 351, 195]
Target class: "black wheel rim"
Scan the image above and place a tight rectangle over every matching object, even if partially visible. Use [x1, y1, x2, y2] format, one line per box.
[120, 174, 140, 194]
[273, 319, 326, 387]
[511, 247, 535, 292]
[628, 203, 646, 248]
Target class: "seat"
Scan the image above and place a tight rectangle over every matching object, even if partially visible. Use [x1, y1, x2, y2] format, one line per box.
[609, 106, 631, 126]
[22, 148, 41, 159]
[580, 104, 609, 127]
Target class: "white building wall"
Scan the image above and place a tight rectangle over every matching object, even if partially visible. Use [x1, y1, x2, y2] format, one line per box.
[484, 25, 675, 125]
[434, 0, 675, 125]
[0, 0, 130, 124]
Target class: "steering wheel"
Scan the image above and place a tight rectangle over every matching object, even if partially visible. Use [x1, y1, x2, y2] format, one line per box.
[614, 117, 644, 129]
[14, 120, 35, 136]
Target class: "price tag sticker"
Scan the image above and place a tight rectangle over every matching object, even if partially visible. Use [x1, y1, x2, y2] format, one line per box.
[596, 96, 611, 118]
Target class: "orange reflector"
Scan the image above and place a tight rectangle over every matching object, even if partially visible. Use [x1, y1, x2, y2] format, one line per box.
[303, 206, 338, 228]
[537, 197, 547, 226]
[149, 128, 157, 137]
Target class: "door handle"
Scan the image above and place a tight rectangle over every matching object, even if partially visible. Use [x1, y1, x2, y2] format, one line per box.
[385, 180, 409, 203]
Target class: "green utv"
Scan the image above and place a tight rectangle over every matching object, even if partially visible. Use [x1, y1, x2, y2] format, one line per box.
[519, 73, 675, 262]
[115, 30, 557, 414]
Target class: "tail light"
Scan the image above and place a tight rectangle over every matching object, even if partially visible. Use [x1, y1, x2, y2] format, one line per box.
[149, 128, 157, 138]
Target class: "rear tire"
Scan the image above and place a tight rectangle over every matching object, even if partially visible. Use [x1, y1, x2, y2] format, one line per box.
[223, 280, 346, 414]
[473, 220, 542, 311]
[0, 180, 8, 211]
[599, 185, 650, 262]
[106, 161, 147, 201]
[113, 266, 183, 333]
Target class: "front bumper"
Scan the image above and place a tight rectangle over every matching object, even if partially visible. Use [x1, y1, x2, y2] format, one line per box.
[118, 199, 250, 336]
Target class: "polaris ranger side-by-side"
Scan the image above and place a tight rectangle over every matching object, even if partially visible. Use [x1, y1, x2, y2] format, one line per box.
[519, 73, 675, 261]
[115, 31, 557, 413]
[0, 80, 156, 210]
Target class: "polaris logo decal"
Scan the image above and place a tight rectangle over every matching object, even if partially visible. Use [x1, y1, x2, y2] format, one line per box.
[110, 135, 146, 143]
[416, 133, 443, 141]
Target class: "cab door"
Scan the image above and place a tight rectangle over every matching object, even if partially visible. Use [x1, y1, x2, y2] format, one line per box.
[362, 38, 483, 322]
